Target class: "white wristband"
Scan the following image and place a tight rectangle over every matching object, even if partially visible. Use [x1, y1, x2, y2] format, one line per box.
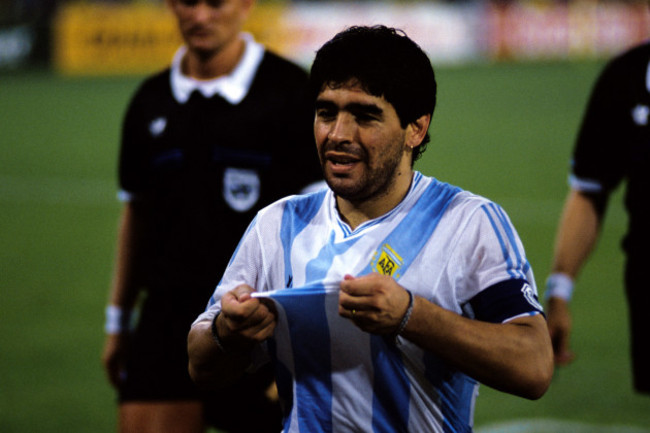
[104, 305, 133, 334]
[544, 273, 574, 302]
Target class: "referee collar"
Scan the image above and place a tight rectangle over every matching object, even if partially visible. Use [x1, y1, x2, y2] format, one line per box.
[170, 33, 265, 105]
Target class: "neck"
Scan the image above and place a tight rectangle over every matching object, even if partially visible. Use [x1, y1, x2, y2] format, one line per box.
[337, 169, 414, 231]
[182, 37, 245, 80]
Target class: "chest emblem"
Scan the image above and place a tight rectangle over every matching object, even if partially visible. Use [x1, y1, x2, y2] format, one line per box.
[631, 104, 649, 126]
[223, 167, 260, 212]
[149, 117, 167, 137]
[372, 243, 403, 278]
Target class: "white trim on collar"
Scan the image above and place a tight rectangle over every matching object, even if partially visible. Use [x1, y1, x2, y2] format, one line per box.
[170, 33, 265, 105]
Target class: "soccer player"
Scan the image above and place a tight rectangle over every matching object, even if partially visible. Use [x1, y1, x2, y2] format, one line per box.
[101, 0, 322, 432]
[544, 40, 650, 394]
[187, 25, 554, 432]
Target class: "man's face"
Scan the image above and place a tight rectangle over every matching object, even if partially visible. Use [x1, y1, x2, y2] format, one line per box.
[314, 82, 411, 203]
[168, 0, 252, 55]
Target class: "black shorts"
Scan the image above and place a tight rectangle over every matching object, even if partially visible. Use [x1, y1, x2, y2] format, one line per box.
[625, 257, 650, 394]
[119, 292, 282, 432]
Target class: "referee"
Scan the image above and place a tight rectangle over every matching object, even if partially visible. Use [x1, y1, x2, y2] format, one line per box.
[101, 0, 323, 432]
[544, 40, 650, 395]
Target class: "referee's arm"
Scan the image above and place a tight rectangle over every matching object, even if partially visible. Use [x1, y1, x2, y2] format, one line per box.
[546, 188, 606, 365]
[549, 189, 605, 281]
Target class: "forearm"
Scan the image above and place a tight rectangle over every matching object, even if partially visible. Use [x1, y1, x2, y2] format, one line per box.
[550, 189, 602, 278]
[187, 319, 253, 389]
[108, 203, 145, 309]
[188, 286, 277, 389]
[401, 296, 553, 399]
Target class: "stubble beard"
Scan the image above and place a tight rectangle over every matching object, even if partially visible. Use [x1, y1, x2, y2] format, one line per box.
[324, 143, 405, 205]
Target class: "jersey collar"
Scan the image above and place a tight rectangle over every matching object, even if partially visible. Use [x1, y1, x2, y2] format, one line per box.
[170, 32, 265, 105]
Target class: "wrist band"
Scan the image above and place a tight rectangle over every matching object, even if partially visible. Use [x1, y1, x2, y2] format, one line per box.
[395, 289, 414, 336]
[104, 305, 132, 334]
[544, 273, 574, 302]
[210, 312, 227, 352]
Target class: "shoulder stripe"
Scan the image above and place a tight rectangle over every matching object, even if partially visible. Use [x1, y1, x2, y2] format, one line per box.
[280, 190, 328, 288]
[481, 203, 527, 280]
[360, 178, 461, 432]
[492, 203, 529, 275]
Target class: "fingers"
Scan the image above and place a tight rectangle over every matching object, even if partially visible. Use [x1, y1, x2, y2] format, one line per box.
[339, 273, 384, 307]
[552, 343, 576, 365]
[221, 285, 264, 319]
[550, 332, 576, 365]
[222, 284, 255, 307]
[103, 356, 120, 388]
[338, 275, 375, 319]
[102, 335, 127, 388]
[554, 349, 576, 366]
[338, 273, 410, 334]
[107, 361, 125, 388]
[220, 285, 277, 344]
[546, 297, 575, 366]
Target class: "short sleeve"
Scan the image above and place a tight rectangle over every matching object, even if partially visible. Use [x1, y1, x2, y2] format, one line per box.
[118, 91, 150, 201]
[451, 201, 535, 305]
[571, 54, 631, 193]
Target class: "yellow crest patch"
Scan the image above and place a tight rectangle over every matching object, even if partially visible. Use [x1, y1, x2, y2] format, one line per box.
[372, 244, 403, 277]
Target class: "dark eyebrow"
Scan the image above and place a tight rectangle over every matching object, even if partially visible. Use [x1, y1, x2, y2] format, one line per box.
[314, 100, 383, 116]
[314, 100, 337, 111]
[347, 102, 383, 116]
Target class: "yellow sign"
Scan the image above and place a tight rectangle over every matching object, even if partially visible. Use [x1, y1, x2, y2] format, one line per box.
[53, 3, 182, 75]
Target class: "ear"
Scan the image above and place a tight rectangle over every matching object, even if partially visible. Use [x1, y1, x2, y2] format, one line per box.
[405, 114, 431, 150]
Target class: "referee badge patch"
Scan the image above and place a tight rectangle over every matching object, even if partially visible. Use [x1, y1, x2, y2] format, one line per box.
[149, 117, 167, 137]
[372, 243, 403, 278]
[632, 104, 649, 126]
[223, 168, 260, 212]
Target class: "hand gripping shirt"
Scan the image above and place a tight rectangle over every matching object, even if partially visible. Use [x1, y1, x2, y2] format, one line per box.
[195, 172, 543, 433]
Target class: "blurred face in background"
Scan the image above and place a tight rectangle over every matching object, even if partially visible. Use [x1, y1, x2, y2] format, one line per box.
[168, 0, 254, 56]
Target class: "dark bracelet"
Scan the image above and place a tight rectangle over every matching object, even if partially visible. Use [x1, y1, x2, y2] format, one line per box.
[210, 311, 227, 352]
[395, 289, 414, 337]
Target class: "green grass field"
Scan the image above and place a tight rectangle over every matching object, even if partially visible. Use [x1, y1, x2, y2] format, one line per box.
[2, 60, 648, 432]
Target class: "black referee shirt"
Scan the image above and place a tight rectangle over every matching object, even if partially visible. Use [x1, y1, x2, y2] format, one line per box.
[118, 51, 322, 299]
[572, 42, 650, 257]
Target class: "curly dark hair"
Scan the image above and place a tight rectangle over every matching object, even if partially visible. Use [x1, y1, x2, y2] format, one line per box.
[309, 25, 437, 164]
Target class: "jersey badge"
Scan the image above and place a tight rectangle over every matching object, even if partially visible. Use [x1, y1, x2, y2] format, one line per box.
[372, 243, 403, 278]
[223, 167, 260, 212]
[149, 117, 167, 137]
[632, 104, 649, 126]
[521, 283, 543, 311]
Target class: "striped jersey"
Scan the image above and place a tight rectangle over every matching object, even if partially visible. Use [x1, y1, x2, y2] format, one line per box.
[194, 171, 543, 433]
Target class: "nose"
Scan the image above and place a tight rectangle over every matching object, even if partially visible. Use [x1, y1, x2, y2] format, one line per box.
[192, 1, 214, 22]
[328, 114, 355, 144]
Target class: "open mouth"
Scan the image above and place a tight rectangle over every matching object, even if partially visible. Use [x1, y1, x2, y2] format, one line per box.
[324, 155, 364, 181]
[330, 158, 356, 167]
[326, 155, 361, 174]
[326, 151, 362, 166]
